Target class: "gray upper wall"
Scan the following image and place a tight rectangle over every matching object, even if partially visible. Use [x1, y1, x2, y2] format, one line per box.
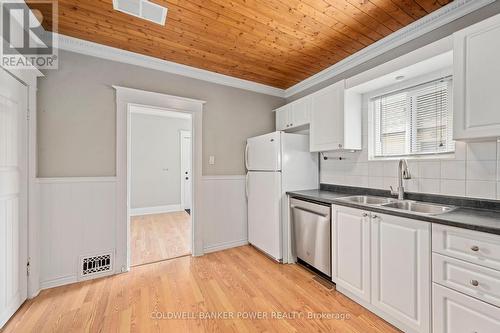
[287, 1, 500, 102]
[37, 50, 284, 177]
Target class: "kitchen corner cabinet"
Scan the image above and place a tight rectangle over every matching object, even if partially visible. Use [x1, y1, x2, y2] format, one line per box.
[310, 80, 361, 152]
[453, 13, 500, 141]
[332, 206, 371, 302]
[275, 96, 311, 131]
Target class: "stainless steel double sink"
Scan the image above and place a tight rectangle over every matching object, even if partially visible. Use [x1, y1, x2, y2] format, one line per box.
[336, 195, 455, 216]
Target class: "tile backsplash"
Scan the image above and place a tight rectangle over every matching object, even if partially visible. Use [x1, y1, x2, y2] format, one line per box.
[320, 110, 500, 200]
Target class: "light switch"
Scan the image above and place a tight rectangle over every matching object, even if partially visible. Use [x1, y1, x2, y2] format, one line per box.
[209, 155, 215, 165]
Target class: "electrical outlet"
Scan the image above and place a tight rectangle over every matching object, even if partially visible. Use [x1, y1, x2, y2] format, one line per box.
[209, 155, 215, 165]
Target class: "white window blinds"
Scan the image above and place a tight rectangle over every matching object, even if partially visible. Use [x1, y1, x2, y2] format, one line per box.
[372, 77, 454, 158]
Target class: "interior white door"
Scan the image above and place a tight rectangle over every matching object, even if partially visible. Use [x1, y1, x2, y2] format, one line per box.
[180, 131, 192, 210]
[247, 171, 281, 260]
[0, 68, 28, 328]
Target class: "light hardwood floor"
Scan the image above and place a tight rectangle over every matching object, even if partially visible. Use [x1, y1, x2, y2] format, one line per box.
[3, 246, 400, 333]
[131, 211, 191, 266]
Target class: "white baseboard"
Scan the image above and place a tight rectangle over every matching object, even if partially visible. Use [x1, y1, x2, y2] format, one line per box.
[130, 204, 182, 216]
[203, 239, 248, 254]
[40, 275, 78, 290]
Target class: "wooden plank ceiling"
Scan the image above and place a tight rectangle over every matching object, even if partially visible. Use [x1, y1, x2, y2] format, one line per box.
[30, 0, 453, 89]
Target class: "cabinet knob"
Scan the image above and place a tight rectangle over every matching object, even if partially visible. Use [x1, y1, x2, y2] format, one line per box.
[338, 144, 343, 148]
[372, 215, 379, 219]
[471, 245, 479, 252]
[290, 123, 293, 126]
[362, 213, 368, 217]
[470, 279, 479, 287]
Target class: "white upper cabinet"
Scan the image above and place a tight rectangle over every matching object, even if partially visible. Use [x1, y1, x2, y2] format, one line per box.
[310, 80, 361, 152]
[275, 104, 291, 131]
[275, 96, 311, 131]
[453, 13, 500, 141]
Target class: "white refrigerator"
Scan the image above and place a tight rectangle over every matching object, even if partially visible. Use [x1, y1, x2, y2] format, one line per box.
[245, 131, 319, 262]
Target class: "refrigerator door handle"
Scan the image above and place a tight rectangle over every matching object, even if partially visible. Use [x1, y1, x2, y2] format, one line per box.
[245, 143, 250, 170]
[245, 173, 249, 198]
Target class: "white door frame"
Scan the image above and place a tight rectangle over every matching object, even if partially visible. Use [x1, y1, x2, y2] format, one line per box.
[114, 86, 205, 272]
[179, 130, 192, 210]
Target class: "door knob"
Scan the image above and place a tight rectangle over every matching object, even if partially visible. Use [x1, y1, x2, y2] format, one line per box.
[470, 245, 479, 252]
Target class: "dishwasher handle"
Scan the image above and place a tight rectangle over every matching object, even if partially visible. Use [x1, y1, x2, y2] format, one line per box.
[290, 205, 329, 218]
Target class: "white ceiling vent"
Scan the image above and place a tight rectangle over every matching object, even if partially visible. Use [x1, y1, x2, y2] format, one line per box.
[113, 0, 168, 26]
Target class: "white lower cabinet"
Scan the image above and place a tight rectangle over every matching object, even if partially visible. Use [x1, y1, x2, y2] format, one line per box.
[433, 283, 500, 333]
[371, 213, 431, 333]
[332, 206, 431, 333]
[332, 206, 371, 302]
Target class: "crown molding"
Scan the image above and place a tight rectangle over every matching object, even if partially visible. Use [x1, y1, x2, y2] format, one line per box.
[284, 0, 495, 98]
[55, 33, 286, 98]
[54, 0, 493, 100]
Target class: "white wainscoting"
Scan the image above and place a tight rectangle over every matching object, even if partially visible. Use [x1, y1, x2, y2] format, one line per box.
[36, 175, 248, 289]
[37, 177, 117, 289]
[201, 176, 248, 253]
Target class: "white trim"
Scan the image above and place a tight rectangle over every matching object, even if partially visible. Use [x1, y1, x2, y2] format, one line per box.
[56, 34, 285, 97]
[201, 175, 246, 181]
[130, 204, 182, 216]
[115, 86, 204, 274]
[35, 177, 118, 184]
[284, 0, 495, 98]
[203, 239, 249, 254]
[40, 275, 78, 290]
[130, 105, 192, 119]
[179, 130, 192, 210]
[113, 85, 206, 104]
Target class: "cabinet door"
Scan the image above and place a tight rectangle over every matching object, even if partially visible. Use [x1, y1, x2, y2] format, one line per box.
[454, 13, 500, 140]
[290, 96, 311, 128]
[371, 213, 431, 333]
[433, 283, 500, 333]
[310, 80, 344, 152]
[332, 206, 370, 302]
[275, 106, 289, 131]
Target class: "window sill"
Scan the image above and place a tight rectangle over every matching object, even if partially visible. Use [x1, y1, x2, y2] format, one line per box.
[368, 153, 456, 161]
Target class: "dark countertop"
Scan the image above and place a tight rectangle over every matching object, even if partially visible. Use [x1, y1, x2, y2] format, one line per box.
[288, 189, 500, 235]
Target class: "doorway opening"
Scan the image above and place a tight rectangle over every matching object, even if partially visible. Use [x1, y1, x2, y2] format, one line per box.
[128, 105, 193, 266]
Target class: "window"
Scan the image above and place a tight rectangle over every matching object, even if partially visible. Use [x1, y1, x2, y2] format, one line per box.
[371, 76, 454, 158]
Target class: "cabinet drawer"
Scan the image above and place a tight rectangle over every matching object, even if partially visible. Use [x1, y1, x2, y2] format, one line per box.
[433, 253, 500, 307]
[433, 283, 500, 333]
[432, 224, 500, 271]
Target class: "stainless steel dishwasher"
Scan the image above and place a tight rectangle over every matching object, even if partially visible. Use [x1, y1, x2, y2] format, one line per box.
[290, 198, 331, 277]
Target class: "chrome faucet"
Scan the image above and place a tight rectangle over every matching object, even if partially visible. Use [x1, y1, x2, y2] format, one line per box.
[390, 159, 411, 200]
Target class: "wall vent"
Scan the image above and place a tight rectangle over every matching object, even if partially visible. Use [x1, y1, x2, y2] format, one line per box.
[112, 0, 168, 26]
[80, 253, 113, 278]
